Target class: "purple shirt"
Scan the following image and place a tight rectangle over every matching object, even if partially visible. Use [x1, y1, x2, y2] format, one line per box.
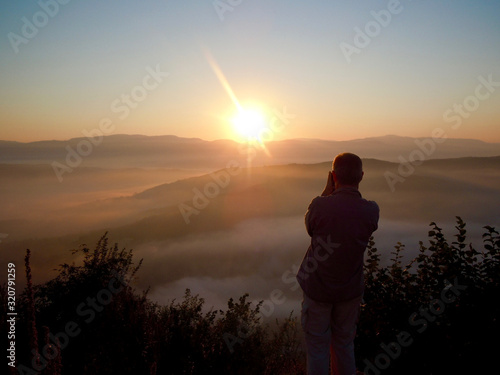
[297, 187, 379, 303]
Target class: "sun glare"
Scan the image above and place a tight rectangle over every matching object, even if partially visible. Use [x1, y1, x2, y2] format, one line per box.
[232, 108, 268, 141]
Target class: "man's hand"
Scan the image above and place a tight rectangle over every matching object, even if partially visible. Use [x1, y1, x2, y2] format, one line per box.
[321, 171, 335, 196]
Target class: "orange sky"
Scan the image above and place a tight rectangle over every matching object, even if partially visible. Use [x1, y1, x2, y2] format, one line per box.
[1, 1, 499, 143]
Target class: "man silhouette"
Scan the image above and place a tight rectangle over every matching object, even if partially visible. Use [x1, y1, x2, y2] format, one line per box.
[297, 153, 379, 375]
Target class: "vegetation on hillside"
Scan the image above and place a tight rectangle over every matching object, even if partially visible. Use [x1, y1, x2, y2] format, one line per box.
[359, 217, 500, 374]
[1, 217, 498, 374]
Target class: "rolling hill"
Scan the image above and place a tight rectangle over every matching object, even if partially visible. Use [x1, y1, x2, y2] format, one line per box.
[1, 154, 499, 309]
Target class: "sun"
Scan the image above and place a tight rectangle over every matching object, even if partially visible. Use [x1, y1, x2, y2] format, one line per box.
[232, 108, 268, 142]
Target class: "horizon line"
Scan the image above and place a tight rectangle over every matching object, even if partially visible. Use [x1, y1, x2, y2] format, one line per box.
[2, 133, 500, 145]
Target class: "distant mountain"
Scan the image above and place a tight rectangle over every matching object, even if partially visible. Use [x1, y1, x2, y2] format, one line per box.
[263, 136, 500, 164]
[1, 134, 499, 170]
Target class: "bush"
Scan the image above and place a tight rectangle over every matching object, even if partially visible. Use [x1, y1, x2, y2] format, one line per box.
[6, 217, 499, 374]
[358, 217, 500, 374]
[11, 234, 304, 375]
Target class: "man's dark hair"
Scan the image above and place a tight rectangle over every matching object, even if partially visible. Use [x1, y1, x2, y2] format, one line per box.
[333, 153, 363, 185]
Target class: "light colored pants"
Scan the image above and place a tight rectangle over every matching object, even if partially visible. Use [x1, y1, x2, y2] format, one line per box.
[301, 293, 362, 375]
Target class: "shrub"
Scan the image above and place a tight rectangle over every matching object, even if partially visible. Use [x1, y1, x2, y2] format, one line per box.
[9, 218, 499, 374]
[358, 217, 500, 374]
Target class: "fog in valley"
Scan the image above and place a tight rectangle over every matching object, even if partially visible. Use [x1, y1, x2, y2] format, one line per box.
[1, 135, 499, 320]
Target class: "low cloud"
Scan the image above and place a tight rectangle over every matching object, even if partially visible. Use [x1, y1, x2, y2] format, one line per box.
[136, 215, 492, 314]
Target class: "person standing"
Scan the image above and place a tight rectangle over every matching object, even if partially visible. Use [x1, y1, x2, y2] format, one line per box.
[297, 153, 379, 375]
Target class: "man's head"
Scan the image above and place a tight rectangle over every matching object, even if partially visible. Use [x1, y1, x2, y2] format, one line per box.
[332, 153, 363, 187]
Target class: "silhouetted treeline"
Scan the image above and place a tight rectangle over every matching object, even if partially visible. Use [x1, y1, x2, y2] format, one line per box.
[1, 217, 498, 374]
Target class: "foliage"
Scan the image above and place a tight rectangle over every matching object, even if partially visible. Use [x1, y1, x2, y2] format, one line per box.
[13, 233, 304, 375]
[9, 218, 499, 374]
[359, 217, 500, 374]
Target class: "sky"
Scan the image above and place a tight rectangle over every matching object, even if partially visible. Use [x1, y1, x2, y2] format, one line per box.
[1, 0, 499, 143]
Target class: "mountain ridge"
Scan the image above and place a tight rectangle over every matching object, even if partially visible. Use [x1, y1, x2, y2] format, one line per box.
[2, 133, 499, 145]
[1, 134, 499, 169]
